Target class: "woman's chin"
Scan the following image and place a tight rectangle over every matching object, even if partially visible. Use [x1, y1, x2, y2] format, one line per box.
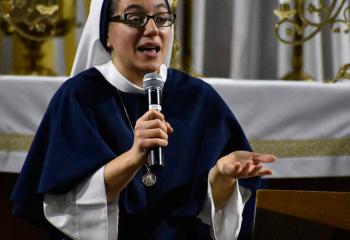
[139, 64, 162, 74]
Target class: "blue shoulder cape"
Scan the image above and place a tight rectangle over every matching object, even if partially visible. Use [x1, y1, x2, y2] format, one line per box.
[12, 68, 260, 239]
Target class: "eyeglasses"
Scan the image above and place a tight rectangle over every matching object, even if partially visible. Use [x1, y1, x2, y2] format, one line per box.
[109, 12, 176, 28]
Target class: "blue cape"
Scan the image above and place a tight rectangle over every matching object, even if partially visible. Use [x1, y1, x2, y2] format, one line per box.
[12, 68, 260, 239]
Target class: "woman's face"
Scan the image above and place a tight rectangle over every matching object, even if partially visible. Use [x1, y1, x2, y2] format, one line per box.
[107, 0, 171, 82]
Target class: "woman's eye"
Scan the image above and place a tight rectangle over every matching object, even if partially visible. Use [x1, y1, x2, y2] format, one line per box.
[156, 17, 168, 25]
[128, 16, 144, 24]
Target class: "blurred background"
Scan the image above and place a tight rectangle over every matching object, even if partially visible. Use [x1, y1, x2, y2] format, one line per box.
[1, 0, 350, 81]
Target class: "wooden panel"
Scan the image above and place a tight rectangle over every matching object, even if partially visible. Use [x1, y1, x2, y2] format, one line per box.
[256, 190, 350, 230]
[261, 177, 350, 192]
[0, 173, 48, 240]
[254, 189, 350, 240]
[253, 208, 350, 240]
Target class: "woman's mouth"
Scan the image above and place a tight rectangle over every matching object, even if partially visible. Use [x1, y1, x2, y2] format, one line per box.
[137, 46, 160, 56]
[137, 46, 160, 52]
[137, 43, 161, 58]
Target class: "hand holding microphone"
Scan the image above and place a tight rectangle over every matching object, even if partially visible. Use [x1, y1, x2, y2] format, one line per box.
[142, 72, 169, 170]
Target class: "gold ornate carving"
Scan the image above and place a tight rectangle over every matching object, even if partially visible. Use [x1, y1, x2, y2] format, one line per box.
[274, 0, 349, 81]
[334, 63, 350, 82]
[170, 0, 181, 70]
[0, 0, 76, 75]
[36, 4, 59, 16]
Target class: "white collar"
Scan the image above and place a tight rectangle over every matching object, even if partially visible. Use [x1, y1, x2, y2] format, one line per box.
[95, 60, 168, 94]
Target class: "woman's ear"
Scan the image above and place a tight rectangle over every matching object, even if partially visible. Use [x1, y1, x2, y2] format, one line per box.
[106, 38, 113, 53]
[107, 38, 111, 48]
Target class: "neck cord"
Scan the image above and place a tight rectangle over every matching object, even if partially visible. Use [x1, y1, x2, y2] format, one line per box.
[116, 89, 157, 186]
[116, 89, 135, 134]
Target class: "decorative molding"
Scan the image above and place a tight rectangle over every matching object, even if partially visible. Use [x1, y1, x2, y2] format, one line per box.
[250, 138, 350, 158]
[0, 134, 33, 152]
[1, 133, 350, 158]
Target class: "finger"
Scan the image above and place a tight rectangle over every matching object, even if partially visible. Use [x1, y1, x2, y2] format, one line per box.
[136, 119, 167, 133]
[253, 153, 277, 163]
[166, 122, 173, 133]
[138, 138, 169, 149]
[235, 162, 245, 177]
[255, 168, 273, 176]
[229, 151, 254, 162]
[241, 160, 253, 175]
[136, 128, 168, 140]
[236, 160, 256, 177]
[247, 164, 263, 177]
[141, 109, 165, 121]
[220, 161, 243, 178]
[221, 161, 240, 176]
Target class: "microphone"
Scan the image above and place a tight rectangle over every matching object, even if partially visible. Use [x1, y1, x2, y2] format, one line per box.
[143, 72, 165, 170]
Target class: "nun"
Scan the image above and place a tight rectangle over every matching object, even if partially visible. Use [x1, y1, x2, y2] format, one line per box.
[11, 0, 276, 239]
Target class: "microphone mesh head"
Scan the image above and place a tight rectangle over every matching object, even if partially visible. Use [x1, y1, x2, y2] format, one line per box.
[143, 73, 164, 90]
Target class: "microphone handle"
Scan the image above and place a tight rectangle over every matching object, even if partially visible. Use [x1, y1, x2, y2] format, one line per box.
[147, 88, 164, 169]
[148, 147, 164, 169]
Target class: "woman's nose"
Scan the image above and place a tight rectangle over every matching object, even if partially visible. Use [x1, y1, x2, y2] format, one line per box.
[143, 18, 159, 36]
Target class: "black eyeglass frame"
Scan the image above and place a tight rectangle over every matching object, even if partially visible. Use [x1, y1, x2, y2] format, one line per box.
[109, 12, 176, 28]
